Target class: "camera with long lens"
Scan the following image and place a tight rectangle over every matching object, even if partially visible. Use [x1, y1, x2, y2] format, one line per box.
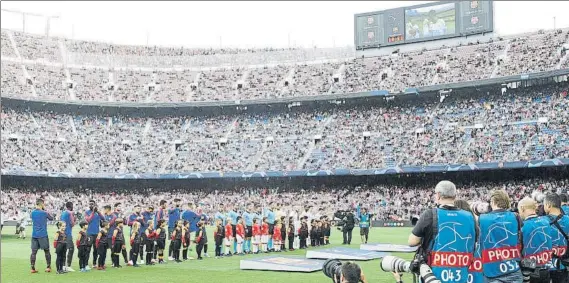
[519, 258, 550, 283]
[334, 210, 349, 231]
[334, 210, 349, 219]
[470, 201, 491, 216]
[380, 255, 440, 283]
[323, 259, 343, 283]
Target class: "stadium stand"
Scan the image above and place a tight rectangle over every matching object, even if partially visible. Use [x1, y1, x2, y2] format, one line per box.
[1, 28, 568, 195]
[1, 28, 568, 102]
[1, 84, 568, 174]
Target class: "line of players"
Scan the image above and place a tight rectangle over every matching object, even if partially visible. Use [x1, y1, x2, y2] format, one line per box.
[29, 198, 333, 274]
[213, 203, 332, 256]
[34, 199, 208, 273]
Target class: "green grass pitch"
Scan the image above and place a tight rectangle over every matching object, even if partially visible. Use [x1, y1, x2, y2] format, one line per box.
[1, 227, 414, 283]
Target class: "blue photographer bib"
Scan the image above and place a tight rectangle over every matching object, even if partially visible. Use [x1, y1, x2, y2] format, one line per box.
[479, 211, 521, 277]
[429, 208, 476, 283]
[521, 216, 553, 267]
[467, 242, 484, 283]
[359, 214, 370, 228]
[548, 214, 569, 271]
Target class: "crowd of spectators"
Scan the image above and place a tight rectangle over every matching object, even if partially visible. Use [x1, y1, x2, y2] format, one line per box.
[1, 30, 17, 57]
[1, 28, 567, 102]
[2, 84, 568, 174]
[496, 29, 568, 77]
[1, 178, 567, 225]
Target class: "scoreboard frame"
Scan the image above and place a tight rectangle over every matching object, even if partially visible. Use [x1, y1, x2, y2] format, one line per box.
[354, 0, 494, 50]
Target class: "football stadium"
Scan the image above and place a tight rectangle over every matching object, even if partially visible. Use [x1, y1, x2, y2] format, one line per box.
[1, 1, 569, 283]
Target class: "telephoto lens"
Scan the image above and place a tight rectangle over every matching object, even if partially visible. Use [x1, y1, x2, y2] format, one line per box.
[470, 201, 490, 216]
[419, 264, 441, 283]
[380, 256, 412, 273]
[322, 259, 343, 282]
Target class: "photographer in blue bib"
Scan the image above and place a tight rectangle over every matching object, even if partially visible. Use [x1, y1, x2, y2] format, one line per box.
[358, 208, 372, 244]
[543, 193, 569, 283]
[517, 197, 553, 283]
[322, 259, 368, 283]
[477, 190, 523, 283]
[407, 180, 477, 283]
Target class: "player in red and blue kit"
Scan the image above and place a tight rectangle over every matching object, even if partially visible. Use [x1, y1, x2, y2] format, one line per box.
[30, 199, 54, 273]
[84, 200, 104, 269]
[167, 199, 182, 260]
[59, 201, 76, 271]
[155, 200, 167, 229]
[154, 200, 167, 258]
[110, 202, 128, 264]
[128, 205, 144, 235]
[141, 206, 154, 261]
[103, 205, 114, 228]
[103, 204, 126, 265]
[181, 203, 198, 253]
[127, 205, 146, 263]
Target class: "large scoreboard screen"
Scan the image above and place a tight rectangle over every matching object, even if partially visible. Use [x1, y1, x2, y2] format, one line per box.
[355, 14, 384, 47]
[354, 0, 493, 49]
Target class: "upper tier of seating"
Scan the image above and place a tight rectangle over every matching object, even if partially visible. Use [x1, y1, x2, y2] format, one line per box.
[2, 29, 568, 102]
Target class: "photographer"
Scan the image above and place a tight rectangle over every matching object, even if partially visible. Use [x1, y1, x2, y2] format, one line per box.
[359, 208, 372, 244]
[478, 190, 523, 283]
[323, 259, 368, 283]
[543, 193, 569, 283]
[455, 200, 484, 283]
[340, 262, 367, 283]
[408, 181, 476, 283]
[517, 197, 553, 283]
[342, 210, 355, 245]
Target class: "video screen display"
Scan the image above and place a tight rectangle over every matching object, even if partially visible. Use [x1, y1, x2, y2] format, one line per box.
[405, 2, 456, 40]
[356, 14, 384, 46]
[354, 1, 493, 49]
